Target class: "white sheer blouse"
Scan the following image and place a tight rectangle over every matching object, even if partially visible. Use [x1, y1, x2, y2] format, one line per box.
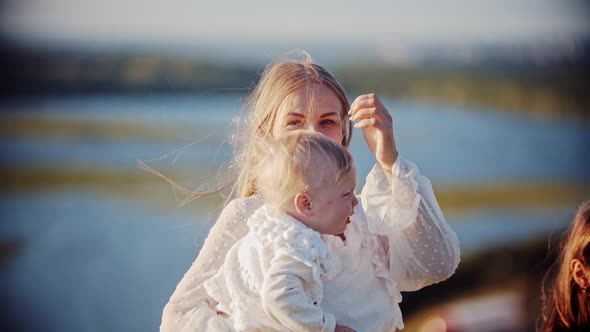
[160, 157, 461, 331]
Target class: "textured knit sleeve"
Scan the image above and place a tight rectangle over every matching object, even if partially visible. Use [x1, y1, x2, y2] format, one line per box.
[160, 197, 263, 332]
[248, 205, 340, 332]
[261, 254, 336, 332]
[360, 157, 461, 292]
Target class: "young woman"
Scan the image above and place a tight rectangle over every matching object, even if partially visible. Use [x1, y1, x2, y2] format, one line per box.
[160, 53, 461, 331]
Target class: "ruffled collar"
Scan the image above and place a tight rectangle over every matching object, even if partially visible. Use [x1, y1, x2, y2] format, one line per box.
[248, 205, 342, 280]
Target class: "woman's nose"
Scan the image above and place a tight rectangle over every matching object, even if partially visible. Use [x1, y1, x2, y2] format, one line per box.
[306, 123, 320, 133]
[352, 195, 358, 208]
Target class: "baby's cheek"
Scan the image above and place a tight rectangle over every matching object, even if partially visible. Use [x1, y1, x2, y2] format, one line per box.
[324, 198, 336, 207]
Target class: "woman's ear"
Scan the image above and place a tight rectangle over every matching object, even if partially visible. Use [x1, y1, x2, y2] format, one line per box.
[294, 193, 313, 217]
[571, 259, 590, 290]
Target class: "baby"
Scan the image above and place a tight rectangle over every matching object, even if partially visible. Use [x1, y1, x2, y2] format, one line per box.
[204, 131, 400, 331]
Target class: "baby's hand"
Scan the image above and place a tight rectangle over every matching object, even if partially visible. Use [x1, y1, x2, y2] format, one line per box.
[335, 324, 355, 332]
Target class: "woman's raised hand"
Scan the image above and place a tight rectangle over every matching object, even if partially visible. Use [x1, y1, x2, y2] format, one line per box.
[349, 93, 398, 175]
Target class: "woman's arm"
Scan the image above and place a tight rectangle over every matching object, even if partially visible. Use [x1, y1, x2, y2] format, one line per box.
[348, 93, 397, 184]
[349, 93, 459, 292]
[360, 158, 461, 292]
[160, 197, 263, 331]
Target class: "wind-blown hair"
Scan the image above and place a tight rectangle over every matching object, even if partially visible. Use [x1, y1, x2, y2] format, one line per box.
[139, 51, 351, 206]
[540, 198, 590, 331]
[253, 130, 354, 212]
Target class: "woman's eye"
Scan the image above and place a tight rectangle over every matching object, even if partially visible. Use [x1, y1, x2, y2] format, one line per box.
[287, 120, 303, 128]
[320, 119, 336, 126]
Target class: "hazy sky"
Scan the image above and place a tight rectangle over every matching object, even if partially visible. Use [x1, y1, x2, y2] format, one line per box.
[2, 0, 588, 46]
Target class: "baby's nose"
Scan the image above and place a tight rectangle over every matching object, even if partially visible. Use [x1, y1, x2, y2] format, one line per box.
[352, 195, 358, 208]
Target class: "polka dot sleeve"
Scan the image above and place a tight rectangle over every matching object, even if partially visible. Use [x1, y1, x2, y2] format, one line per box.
[360, 158, 461, 292]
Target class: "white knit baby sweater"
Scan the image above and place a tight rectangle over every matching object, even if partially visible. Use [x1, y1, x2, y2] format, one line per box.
[204, 205, 345, 331]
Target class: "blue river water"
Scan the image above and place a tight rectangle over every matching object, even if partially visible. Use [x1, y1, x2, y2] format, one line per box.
[0, 95, 588, 331]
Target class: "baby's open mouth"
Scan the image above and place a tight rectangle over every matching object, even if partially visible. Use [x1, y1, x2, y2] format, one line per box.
[346, 217, 351, 224]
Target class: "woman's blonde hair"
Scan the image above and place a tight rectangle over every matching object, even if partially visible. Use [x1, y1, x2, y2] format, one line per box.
[139, 51, 351, 205]
[540, 198, 590, 331]
[254, 130, 354, 212]
[231, 51, 351, 199]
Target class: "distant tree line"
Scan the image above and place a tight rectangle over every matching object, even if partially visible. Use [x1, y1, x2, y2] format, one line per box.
[1, 40, 588, 117]
[1, 43, 260, 96]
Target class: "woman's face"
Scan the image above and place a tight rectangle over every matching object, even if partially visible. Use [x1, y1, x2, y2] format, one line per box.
[272, 84, 344, 145]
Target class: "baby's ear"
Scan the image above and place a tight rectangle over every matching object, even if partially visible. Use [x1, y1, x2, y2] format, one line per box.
[294, 193, 313, 217]
[571, 259, 590, 290]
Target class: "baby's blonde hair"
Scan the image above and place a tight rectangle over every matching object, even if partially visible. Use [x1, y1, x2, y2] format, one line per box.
[253, 130, 354, 211]
[232, 51, 351, 199]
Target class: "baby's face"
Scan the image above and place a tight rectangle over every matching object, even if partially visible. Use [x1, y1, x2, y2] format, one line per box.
[306, 164, 358, 236]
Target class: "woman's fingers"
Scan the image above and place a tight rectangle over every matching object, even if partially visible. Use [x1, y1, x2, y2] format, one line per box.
[350, 108, 392, 127]
[350, 94, 390, 118]
[349, 93, 382, 113]
[349, 107, 376, 120]
[353, 117, 391, 131]
[349, 100, 376, 116]
[353, 118, 375, 128]
[349, 93, 393, 131]
[351, 92, 378, 104]
[349, 92, 398, 175]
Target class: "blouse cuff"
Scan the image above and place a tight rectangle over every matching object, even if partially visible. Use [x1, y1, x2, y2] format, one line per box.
[360, 157, 422, 235]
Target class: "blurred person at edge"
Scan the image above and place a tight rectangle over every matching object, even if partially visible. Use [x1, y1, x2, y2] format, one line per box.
[540, 198, 590, 331]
